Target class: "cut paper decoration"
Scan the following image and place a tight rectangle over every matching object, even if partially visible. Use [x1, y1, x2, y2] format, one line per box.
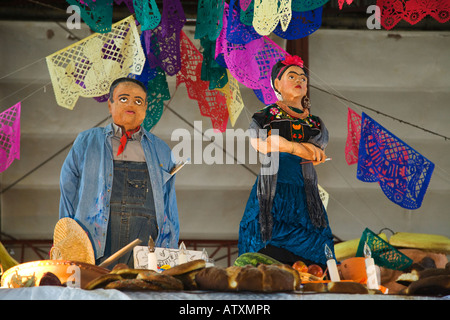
[133, 31, 159, 84]
[200, 37, 228, 90]
[377, 0, 450, 30]
[115, 0, 135, 13]
[93, 94, 109, 103]
[177, 30, 204, 97]
[143, 66, 170, 131]
[337, 0, 354, 10]
[357, 112, 435, 209]
[292, 0, 330, 12]
[197, 90, 229, 133]
[345, 107, 362, 165]
[47, 15, 145, 110]
[273, 6, 324, 40]
[160, 0, 186, 37]
[143, 0, 185, 76]
[239, 0, 255, 26]
[177, 31, 229, 132]
[0, 102, 20, 173]
[220, 36, 286, 105]
[66, 0, 114, 33]
[318, 184, 329, 210]
[216, 3, 287, 105]
[123, 33, 156, 100]
[130, 32, 168, 131]
[253, 0, 292, 36]
[240, 0, 253, 11]
[215, 70, 244, 127]
[227, 0, 262, 45]
[195, 0, 225, 41]
[133, 0, 161, 30]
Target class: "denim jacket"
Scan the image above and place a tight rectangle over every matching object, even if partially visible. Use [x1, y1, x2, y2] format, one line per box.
[59, 123, 179, 259]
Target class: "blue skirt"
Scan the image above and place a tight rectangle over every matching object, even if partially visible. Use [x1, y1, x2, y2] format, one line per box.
[238, 152, 334, 266]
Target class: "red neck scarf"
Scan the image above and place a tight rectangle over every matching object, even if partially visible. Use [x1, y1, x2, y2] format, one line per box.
[117, 126, 141, 156]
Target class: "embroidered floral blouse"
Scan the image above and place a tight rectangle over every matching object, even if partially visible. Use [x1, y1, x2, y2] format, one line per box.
[249, 103, 323, 143]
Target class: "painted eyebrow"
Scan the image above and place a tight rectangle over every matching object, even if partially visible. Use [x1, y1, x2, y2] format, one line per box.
[118, 94, 144, 101]
[287, 71, 307, 76]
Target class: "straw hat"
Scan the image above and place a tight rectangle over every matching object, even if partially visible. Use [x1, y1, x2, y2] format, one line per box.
[50, 218, 95, 265]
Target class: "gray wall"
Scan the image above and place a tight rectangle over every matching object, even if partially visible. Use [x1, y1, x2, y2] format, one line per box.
[1, 22, 449, 255]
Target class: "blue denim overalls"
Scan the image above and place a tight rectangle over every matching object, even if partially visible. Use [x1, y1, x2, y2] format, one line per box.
[96, 160, 158, 268]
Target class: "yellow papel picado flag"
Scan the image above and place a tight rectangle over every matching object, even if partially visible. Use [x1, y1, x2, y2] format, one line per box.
[46, 15, 145, 110]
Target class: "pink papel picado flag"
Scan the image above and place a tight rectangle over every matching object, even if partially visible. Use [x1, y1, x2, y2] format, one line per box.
[0, 102, 21, 172]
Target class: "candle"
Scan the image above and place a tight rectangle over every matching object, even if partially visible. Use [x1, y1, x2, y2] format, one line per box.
[147, 252, 158, 271]
[324, 244, 340, 282]
[147, 236, 158, 271]
[201, 248, 215, 268]
[178, 241, 188, 265]
[364, 242, 379, 289]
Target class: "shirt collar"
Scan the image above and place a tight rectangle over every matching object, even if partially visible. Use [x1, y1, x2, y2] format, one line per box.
[112, 123, 143, 140]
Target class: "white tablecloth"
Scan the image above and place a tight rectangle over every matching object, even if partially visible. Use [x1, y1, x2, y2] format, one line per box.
[0, 286, 444, 300]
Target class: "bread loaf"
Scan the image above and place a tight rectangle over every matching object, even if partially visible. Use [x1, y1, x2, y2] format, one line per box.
[105, 279, 164, 291]
[327, 281, 369, 294]
[405, 275, 450, 296]
[162, 259, 206, 276]
[235, 265, 264, 292]
[85, 273, 123, 290]
[195, 264, 298, 292]
[195, 267, 231, 291]
[225, 266, 241, 290]
[111, 263, 129, 271]
[259, 264, 295, 292]
[169, 269, 201, 290]
[109, 268, 143, 279]
[419, 267, 450, 279]
[396, 267, 450, 286]
[137, 271, 184, 290]
[303, 282, 327, 293]
[273, 264, 301, 290]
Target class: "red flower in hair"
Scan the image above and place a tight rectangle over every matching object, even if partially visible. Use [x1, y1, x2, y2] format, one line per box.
[281, 55, 304, 68]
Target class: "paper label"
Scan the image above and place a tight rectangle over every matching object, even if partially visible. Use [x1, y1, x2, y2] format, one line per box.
[133, 246, 203, 269]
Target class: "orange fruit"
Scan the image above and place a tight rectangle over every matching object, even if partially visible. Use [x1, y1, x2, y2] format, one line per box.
[292, 260, 308, 273]
[307, 264, 324, 278]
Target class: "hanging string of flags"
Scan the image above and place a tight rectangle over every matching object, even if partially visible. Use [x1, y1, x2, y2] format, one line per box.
[2, 0, 448, 208]
[345, 108, 435, 209]
[66, 0, 114, 33]
[345, 107, 362, 166]
[176, 30, 230, 132]
[46, 15, 145, 110]
[43, 0, 450, 127]
[377, 0, 450, 30]
[0, 102, 21, 173]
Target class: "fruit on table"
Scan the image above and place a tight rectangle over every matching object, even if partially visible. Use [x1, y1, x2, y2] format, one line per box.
[389, 232, 450, 253]
[233, 252, 282, 267]
[292, 260, 308, 273]
[0, 241, 19, 273]
[307, 264, 324, 278]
